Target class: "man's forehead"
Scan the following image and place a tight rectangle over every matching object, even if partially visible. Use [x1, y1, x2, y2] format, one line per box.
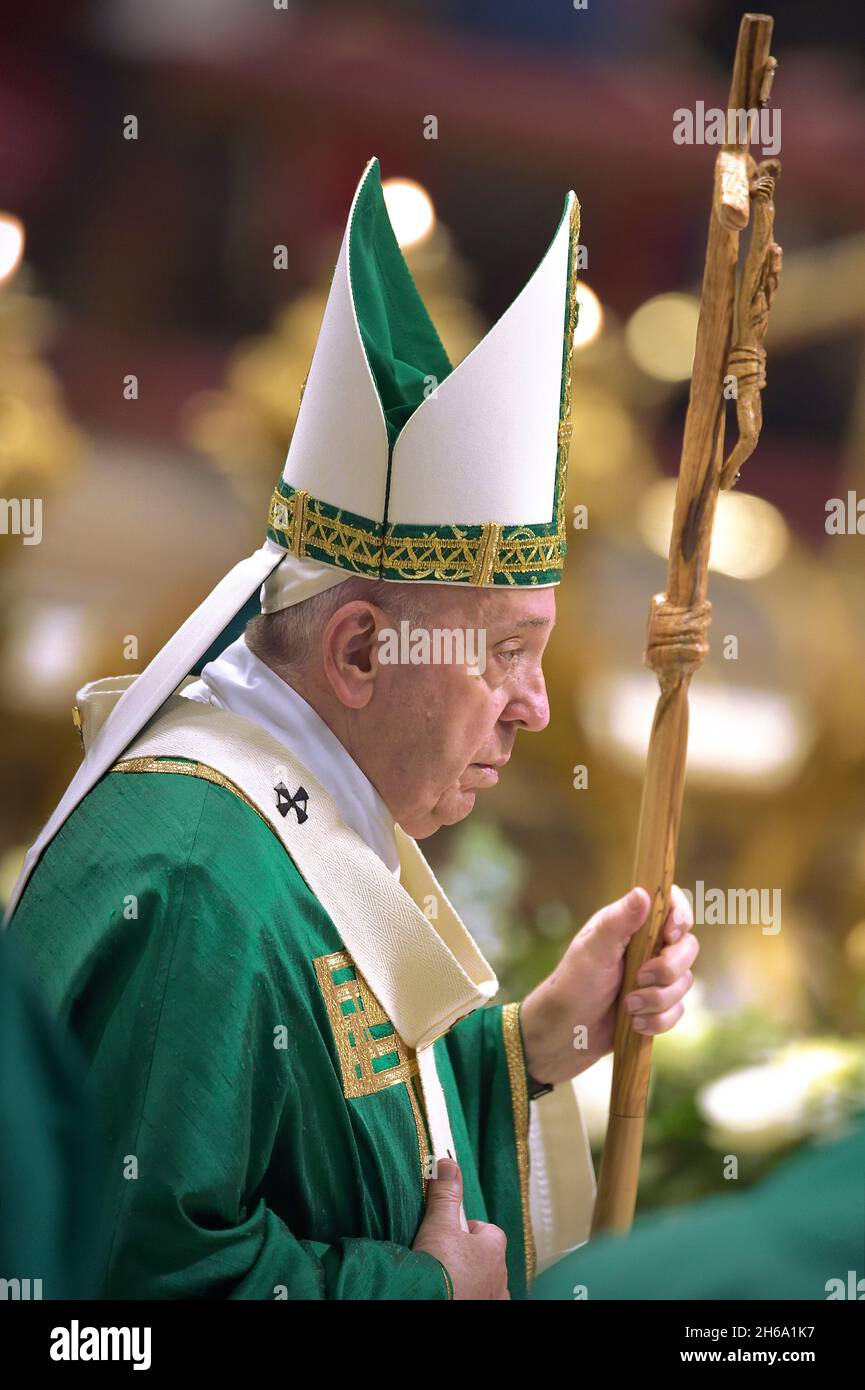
[428, 584, 556, 627]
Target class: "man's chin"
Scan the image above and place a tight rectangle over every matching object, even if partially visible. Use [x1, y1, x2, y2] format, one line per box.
[401, 788, 476, 839]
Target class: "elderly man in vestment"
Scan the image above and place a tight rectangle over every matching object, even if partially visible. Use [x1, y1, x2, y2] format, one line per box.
[7, 160, 697, 1300]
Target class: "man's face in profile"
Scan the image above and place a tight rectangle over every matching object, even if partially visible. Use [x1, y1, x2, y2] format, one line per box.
[367, 585, 556, 839]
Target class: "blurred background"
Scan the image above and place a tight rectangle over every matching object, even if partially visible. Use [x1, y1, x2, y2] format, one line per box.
[2, 0, 865, 1213]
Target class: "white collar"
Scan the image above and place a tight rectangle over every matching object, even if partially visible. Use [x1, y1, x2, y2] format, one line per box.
[181, 636, 401, 875]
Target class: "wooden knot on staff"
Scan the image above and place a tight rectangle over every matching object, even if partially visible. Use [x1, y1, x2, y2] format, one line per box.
[644, 594, 712, 686]
[728, 341, 767, 393]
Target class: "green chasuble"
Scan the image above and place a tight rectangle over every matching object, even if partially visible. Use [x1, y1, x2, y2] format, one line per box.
[10, 763, 535, 1301]
[0, 929, 107, 1299]
[533, 1112, 865, 1301]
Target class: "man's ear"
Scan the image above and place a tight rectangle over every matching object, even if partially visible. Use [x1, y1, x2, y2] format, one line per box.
[321, 601, 384, 709]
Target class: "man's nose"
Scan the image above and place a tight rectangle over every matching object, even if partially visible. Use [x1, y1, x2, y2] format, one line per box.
[507, 672, 550, 733]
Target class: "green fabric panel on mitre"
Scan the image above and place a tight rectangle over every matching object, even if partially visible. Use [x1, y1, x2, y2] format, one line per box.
[9, 765, 531, 1300]
[350, 160, 452, 449]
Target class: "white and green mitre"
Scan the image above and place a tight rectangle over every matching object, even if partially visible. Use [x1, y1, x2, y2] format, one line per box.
[6, 158, 580, 917]
[265, 156, 580, 592]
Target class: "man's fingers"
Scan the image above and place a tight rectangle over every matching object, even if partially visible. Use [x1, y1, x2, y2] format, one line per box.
[664, 884, 694, 942]
[626, 969, 693, 1018]
[630, 1000, 686, 1036]
[636, 932, 700, 989]
[470, 1220, 508, 1250]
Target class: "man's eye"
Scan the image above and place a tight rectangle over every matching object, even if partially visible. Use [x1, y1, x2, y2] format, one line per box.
[496, 648, 521, 662]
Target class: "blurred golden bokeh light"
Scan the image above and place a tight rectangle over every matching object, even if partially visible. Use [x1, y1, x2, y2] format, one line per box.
[568, 389, 636, 480]
[573, 281, 603, 348]
[625, 292, 700, 380]
[638, 478, 789, 580]
[845, 919, 865, 968]
[582, 672, 811, 787]
[0, 212, 25, 284]
[381, 178, 435, 249]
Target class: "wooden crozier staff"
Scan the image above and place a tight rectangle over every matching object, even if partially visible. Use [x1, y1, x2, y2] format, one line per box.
[591, 12, 783, 1235]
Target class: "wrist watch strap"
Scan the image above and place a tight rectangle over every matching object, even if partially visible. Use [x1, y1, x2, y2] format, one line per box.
[526, 1071, 554, 1100]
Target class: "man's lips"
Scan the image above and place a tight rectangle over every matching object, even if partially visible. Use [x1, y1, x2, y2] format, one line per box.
[464, 757, 509, 787]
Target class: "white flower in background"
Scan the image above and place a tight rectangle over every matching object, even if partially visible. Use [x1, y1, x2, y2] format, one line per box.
[698, 1040, 865, 1153]
[653, 979, 714, 1073]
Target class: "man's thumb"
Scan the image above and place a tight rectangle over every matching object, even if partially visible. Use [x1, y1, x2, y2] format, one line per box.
[592, 887, 651, 952]
[425, 1157, 464, 1220]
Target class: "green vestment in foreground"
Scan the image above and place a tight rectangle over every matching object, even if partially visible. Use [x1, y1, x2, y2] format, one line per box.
[0, 930, 105, 1299]
[11, 763, 534, 1300]
[532, 1112, 865, 1301]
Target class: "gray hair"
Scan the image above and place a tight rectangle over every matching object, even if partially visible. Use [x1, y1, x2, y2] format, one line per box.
[245, 576, 435, 673]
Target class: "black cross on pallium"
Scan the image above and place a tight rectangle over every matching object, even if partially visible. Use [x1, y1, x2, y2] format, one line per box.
[274, 782, 309, 824]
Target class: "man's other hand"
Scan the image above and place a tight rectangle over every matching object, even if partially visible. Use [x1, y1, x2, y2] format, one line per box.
[412, 1158, 510, 1300]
